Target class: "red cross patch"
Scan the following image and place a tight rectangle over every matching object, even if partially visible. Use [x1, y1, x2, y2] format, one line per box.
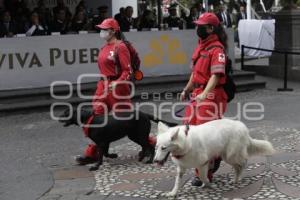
[218, 53, 225, 63]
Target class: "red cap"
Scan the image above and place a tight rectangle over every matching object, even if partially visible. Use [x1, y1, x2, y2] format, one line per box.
[95, 18, 120, 31]
[194, 13, 220, 27]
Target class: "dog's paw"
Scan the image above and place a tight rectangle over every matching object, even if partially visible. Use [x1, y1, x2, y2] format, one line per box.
[143, 157, 154, 164]
[89, 165, 99, 171]
[138, 151, 145, 161]
[105, 153, 118, 159]
[165, 191, 177, 198]
[234, 178, 241, 184]
[141, 149, 154, 163]
[228, 179, 239, 185]
[138, 150, 143, 157]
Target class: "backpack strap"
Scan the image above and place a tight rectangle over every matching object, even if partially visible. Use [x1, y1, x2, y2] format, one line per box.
[114, 40, 137, 81]
[205, 44, 224, 51]
[113, 40, 124, 77]
[192, 45, 224, 66]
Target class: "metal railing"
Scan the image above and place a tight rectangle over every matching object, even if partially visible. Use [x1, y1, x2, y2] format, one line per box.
[241, 45, 300, 91]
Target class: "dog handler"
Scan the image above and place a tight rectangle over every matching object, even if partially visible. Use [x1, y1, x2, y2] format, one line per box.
[75, 18, 133, 165]
[180, 13, 228, 186]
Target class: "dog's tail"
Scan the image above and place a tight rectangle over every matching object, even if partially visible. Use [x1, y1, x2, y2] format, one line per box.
[142, 112, 178, 127]
[247, 138, 275, 156]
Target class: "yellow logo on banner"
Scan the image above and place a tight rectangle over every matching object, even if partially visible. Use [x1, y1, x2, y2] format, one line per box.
[143, 35, 188, 67]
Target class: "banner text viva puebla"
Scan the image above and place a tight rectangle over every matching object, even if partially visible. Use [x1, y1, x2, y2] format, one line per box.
[0, 48, 100, 69]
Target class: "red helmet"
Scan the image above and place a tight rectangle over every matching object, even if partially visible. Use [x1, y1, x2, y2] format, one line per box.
[194, 12, 220, 27]
[96, 18, 120, 31]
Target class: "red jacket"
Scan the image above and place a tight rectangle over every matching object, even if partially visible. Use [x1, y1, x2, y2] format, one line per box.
[97, 41, 132, 81]
[191, 34, 226, 85]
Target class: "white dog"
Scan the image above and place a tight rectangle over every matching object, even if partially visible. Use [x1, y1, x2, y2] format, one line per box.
[154, 119, 275, 197]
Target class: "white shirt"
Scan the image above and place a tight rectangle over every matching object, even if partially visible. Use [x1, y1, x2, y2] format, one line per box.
[222, 12, 228, 26]
[26, 25, 44, 36]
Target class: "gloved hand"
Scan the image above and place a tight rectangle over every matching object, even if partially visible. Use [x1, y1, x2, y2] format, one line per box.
[108, 81, 117, 91]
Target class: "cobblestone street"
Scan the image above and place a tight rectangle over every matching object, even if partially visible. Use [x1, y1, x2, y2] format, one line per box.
[92, 126, 300, 200]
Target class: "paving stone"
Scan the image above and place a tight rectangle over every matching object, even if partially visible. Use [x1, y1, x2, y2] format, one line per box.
[106, 195, 149, 200]
[223, 179, 264, 199]
[119, 172, 176, 181]
[270, 165, 298, 177]
[270, 152, 300, 164]
[38, 194, 62, 200]
[77, 192, 107, 200]
[39, 193, 92, 200]
[108, 157, 138, 165]
[47, 178, 94, 196]
[272, 176, 300, 198]
[153, 173, 193, 192]
[215, 163, 232, 175]
[54, 166, 93, 180]
[248, 156, 267, 164]
[110, 183, 142, 191]
[242, 165, 266, 179]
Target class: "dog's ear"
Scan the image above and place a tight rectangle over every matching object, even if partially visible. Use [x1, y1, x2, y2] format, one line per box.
[158, 121, 169, 134]
[171, 128, 179, 141]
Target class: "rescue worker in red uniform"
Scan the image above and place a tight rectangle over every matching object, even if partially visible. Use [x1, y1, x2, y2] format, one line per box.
[75, 18, 133, 165]
[180, 13, 228, 186]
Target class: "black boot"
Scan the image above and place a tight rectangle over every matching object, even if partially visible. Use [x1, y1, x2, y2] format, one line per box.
[191, 177, 205, 187]
[75, 155, 97, 165]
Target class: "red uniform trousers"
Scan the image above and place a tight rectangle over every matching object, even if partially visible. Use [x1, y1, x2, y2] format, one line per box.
[84, 80, 132, 159]
[184, 87, 227, 181]
[183, 87, 227, 125]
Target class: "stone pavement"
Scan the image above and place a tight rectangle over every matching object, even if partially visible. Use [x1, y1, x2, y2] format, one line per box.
[38, 126, 300, 200]
[1, 75, 300, 200]
[92, 127, 300, 200]
[37, 76, 300, 200]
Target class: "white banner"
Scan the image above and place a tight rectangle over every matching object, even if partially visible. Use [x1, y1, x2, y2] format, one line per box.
[239, 19, 275, 57]
[0, 30, 234, 90]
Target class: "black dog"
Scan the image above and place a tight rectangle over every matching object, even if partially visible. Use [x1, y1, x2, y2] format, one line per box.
[59, 107, 177, 171]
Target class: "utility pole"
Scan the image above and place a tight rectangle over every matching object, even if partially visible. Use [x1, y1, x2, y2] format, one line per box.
[247, 0, 251, 19]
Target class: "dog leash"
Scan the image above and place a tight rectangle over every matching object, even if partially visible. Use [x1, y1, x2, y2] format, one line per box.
[184, 124, 190, 135]
[174, 98, 196, 136]
[174, 99, 196, 118]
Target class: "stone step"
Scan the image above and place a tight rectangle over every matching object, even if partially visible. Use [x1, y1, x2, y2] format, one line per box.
[235, 80, 266, 92]
[0, 70, 257, 100]
[0, 81, 265, 112]
[0, 71, 266, 112]
[0, 77, 181, 100]
[232, 70, 256, 81]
